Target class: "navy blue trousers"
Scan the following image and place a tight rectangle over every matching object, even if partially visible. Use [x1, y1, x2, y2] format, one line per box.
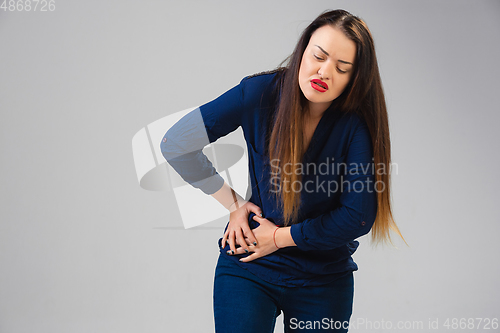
[213, 253, 354, 332]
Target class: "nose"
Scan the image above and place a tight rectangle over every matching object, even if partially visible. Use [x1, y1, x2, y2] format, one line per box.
[318, 63, 333, 81]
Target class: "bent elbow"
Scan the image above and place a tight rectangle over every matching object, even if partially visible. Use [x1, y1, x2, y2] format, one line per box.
[359, 200, 377, 234]
[159, 130, 176, 162]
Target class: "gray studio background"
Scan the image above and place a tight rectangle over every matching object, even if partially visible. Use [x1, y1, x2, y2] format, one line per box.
[1, 1, 499, 332]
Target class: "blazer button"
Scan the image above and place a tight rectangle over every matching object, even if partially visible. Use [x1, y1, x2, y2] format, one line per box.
[361, 221, 366, 226]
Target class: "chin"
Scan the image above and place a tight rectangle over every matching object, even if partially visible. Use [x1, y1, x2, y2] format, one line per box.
[305, 94, 329, 104]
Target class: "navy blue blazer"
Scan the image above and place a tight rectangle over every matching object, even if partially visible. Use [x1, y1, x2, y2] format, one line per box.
[160, 70, 378, 287]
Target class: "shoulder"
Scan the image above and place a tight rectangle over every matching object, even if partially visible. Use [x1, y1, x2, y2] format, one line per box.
[344, 112, 373, 156]
[243, 68, 284, 81]
[334, 111, 372, 149]
[240, 69, 282, 95]
[236, 69, 282, 107]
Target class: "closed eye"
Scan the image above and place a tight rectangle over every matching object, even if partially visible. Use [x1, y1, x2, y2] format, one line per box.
[315, 53, 348, 73]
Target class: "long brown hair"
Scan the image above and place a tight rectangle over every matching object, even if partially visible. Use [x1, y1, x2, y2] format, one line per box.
[267, 9, 406, 246]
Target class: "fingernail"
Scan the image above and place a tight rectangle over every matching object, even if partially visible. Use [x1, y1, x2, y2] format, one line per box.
[244, 249, 249, 253]
[227, 251, 231, 255]
[231, 250, 234, 255]
[260, 213, 263, 217]
[253, 242, 257, 246]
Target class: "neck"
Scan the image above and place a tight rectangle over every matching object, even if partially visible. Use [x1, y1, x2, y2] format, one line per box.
[306, 101, 332, 120]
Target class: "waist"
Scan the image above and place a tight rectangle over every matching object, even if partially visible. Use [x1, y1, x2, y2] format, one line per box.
[218, 237, 358, 287]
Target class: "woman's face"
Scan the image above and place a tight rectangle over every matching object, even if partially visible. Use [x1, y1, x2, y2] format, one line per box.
[298, 25, 357, 114]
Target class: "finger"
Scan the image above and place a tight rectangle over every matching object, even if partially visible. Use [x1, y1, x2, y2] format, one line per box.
[239, 252, 261, 263]
[235, 237, 253, 248]
[228, 231, 236, 255]
[230, 244, 255, 255]
[252, 214, 270, 224]
[241, 225, 258, 246]
[235, 230, 249, 254]
[223, 228, 231, 248]
[250, 206, 264, 218]
[222, 230, 229, 248]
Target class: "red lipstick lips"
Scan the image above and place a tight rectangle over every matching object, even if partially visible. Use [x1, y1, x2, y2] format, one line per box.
[311, 79, 328, 92]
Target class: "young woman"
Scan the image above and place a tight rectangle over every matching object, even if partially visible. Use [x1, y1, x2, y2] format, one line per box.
[161, 9, 406, 333]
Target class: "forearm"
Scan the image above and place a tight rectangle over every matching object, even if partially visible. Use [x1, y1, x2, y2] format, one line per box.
[210, 180, 247, 213]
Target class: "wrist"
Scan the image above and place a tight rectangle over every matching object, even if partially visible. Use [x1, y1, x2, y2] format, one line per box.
[211, 181, 246, 213]
[273, 227, 280, 249]
[275, 226, 296, 248]
[228, 198, 247, 213]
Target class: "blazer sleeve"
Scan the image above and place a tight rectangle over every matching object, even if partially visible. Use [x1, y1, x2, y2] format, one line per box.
[159, 77, 246, 195]
[290, 119, 378, 251]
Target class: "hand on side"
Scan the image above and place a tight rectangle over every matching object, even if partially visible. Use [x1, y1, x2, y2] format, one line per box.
[222, 208, 282, 263]
[221, 201, 262, 255]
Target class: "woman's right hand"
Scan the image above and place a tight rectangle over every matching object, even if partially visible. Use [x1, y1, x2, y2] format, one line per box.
[221, 201, 263, 255]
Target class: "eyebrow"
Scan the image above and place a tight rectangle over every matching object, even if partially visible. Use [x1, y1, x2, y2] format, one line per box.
[315, 45, 353, 65]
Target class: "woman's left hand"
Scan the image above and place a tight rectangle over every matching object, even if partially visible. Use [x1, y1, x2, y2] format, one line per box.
[228, 215, 280, 262]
